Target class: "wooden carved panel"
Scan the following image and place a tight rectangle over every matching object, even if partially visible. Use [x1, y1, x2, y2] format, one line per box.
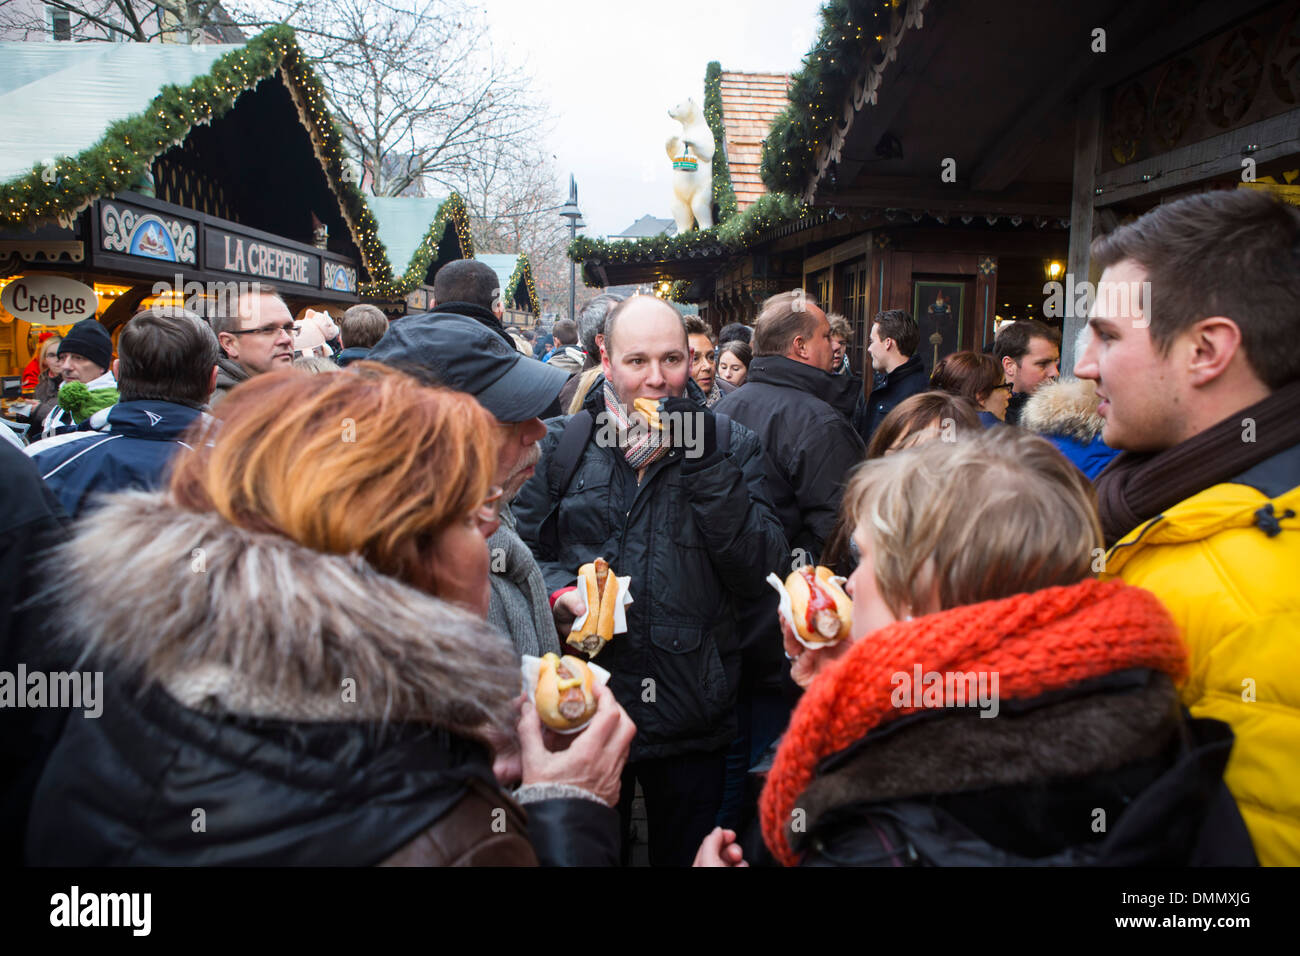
[1102, 1, 1300, 170]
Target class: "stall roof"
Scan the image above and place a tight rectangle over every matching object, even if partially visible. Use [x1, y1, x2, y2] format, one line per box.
[476, 252, 539, 316]
[718, 71, 789, 211]
[0, 26, 459, 298]
[0, 42, 237, 183]
[366, 194, 472, 290]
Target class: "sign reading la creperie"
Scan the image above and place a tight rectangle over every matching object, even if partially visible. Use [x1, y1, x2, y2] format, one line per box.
[206, 228, 321, 288]
[1, 275, 97, 325]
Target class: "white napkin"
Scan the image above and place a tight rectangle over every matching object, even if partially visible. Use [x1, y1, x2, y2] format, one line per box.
[766, 572, 848, 650]
[520, 655, 612, 735]
[568, 574, 633, 635]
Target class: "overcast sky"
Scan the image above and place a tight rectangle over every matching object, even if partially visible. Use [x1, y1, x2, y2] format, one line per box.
[485, 0, 826, 237]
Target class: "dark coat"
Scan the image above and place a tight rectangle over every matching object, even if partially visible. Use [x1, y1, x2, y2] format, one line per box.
[772, 670, 1257, 866]
[335, 346, 371, 367]
[512, 378, 789, 761]
[856, 354, 929, 444]
[27, 400, 204, 519]
[0, 442, 70, 865]
[714, 355, 864, 561]
[23, 492, 619, 867]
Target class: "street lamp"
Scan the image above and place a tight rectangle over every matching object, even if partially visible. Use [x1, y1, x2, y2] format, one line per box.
[558, 174, 583, 321]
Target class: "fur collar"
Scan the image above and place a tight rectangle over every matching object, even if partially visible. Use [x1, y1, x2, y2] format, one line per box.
[1019, 377, 1105, 442]
[796, 676, 1179, 833]
[37, 491, 519, 735]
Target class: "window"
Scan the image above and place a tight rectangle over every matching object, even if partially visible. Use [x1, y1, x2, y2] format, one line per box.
[47, 7, 71, 41]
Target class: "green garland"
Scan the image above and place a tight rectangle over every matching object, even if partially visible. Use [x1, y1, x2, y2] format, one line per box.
[703, 61, 738, 225]
[759, 0, 889, 195]
[1, 26, 294, 229]
[0, 24, 468, 298]
[570, 191, 809, 286]
[381, 192, 475, 296]
[504, 252, 540, 316]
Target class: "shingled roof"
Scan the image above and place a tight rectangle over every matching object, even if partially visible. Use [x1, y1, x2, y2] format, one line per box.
[718, 71, 790, 211]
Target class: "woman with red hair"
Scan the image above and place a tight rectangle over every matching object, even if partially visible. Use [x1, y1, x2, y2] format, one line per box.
[25, 364, 635, 866]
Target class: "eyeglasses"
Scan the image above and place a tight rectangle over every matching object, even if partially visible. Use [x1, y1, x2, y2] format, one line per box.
[475, 485, 505, 531]
[993, 382, 1014, 393]
[229, 322, 295, 337]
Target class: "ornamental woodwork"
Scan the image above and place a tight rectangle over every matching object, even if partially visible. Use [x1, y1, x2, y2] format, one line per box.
[1103, 1, 1300, 171]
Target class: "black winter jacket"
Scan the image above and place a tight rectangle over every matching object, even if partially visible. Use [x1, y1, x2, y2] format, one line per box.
[761, 670, 1257, 867]
[714, 355, 865, 561]
[513, 378, 789, 761]
[22, 492, 619, 867]
[855, 354, 929, 445]
[0, 442, 69, 865]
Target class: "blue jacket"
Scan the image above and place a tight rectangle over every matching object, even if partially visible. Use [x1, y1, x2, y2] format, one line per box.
[1049, 433, 1122, 481]
[28, 400, 203, 518]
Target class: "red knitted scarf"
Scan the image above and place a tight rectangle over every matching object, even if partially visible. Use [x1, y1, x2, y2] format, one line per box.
[759, 578, 1187, 866]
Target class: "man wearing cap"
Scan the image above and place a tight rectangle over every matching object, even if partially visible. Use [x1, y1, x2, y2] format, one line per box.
[41, 319, 119, 439]
[367, 313, 572, 659]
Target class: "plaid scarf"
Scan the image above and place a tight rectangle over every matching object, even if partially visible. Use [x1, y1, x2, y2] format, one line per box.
[602, 379, 672, 470]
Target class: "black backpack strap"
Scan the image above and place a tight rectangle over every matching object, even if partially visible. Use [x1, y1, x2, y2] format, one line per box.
[539, 410, 593, 557]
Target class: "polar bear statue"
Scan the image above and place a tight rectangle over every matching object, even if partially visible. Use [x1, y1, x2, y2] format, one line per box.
[666, 97, 715, 232]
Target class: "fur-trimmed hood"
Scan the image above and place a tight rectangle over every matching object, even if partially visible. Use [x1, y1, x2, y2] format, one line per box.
[36, 491, 519, 736]
[796, 673, 1179, 836]
[1019, 377, 1105, 442]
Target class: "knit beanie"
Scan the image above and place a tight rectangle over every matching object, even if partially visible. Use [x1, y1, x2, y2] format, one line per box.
[58, 319, 112, 372]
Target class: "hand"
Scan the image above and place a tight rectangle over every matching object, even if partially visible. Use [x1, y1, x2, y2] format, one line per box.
[661, 396, 717, 463]
[693, 827, 748, 867]
[518, 682, 636, 806]
[552, 587, 587, 637]
[781, 612, 852, 690]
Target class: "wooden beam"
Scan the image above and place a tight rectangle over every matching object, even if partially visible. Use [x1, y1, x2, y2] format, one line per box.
[829, 178, 1071, 217]
[1093, 109, 1300, 206]
[1063, 88, 1100, 375]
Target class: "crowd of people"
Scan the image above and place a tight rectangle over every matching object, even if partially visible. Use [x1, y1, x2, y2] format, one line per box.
[1, 188, 1296, 867]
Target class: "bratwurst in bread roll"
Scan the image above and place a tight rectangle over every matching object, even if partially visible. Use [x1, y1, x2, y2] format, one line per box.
[784, 565, 852, 645]
[535, 653, 598, 731]
[567, 557, 619, 657]
[632, 397, 664, 433]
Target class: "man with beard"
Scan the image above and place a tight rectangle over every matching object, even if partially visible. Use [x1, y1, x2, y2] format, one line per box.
[367, 314, 572, 658]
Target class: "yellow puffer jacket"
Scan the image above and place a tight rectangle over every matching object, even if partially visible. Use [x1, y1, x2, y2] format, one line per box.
[1101, 445, 1300, 866]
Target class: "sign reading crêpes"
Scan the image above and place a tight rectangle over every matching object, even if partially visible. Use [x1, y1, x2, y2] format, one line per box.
[1, 275, 97, 325]
[206, 228, 321, 288]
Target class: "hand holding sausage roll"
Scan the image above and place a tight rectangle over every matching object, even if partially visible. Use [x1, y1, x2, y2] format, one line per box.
[776, 565, 853, 646]
[567, 557, 620, 656]
[535, 653, 599, 731]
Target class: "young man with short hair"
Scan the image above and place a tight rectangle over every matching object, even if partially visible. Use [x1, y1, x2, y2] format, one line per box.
[995, 319, 1061, 425]
[1076, 188, 1300, 865]
[28, 309, 218, 517]
[336, 304, 389, 367]
[858, 309, 927, 443]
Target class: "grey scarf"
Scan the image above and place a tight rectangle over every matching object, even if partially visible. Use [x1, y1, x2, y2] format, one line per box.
[487, 504, 562, 659]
